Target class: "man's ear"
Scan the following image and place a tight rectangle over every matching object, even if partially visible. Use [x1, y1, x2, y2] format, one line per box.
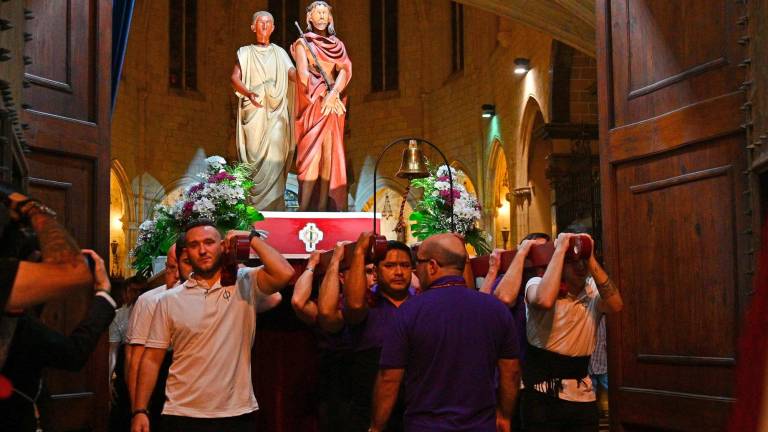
[428, 259, 439, 275]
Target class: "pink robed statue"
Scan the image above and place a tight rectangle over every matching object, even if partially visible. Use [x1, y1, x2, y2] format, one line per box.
[291, 1, 352, 211]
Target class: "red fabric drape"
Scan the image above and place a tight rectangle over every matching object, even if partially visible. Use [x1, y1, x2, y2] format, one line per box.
[252, 329, 319, 432]
[728, 216, 768, 431]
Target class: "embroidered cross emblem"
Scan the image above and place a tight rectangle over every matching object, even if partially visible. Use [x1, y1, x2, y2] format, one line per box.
[298, 222, 324, 252]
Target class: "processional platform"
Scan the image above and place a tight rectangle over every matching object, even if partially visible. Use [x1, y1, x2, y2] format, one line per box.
[253, 211, 381, 259]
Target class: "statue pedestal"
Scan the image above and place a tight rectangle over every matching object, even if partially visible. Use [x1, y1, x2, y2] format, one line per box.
[254, 211, 381, 258]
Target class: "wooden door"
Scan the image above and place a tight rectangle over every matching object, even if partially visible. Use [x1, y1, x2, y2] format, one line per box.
[596, 1, 750, 431]
[21, 0, 112, 430]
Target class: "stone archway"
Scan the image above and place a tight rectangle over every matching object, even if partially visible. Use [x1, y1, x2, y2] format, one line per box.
[360, 177, 417, 242]
[487, 141, 512, 248]
[449, 160, 478, 196]
[110, 160, 134, 277]
[515, 97, 554, 241]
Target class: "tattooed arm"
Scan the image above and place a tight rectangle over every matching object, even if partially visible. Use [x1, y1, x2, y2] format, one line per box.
[586, 238, 623, 314]
[5, 192, 92, 310]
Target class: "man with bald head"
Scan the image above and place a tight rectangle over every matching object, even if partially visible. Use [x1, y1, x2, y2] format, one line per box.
[370, 233, 521, 432]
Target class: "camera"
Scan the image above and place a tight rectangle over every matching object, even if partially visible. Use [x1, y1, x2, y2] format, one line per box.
[0, 183, 41, 261]
[0, 204, 40, 261]
[83, 252, 96, 273]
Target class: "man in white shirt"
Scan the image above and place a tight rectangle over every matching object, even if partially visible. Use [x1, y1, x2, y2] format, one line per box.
[130, 220, 294, 432]
[523, 232, 623, 432]
[125, 238, 189, 429]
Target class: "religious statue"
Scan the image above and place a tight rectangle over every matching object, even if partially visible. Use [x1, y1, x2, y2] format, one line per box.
[231, 11, 296, 210]
[291, 1, 352, 211]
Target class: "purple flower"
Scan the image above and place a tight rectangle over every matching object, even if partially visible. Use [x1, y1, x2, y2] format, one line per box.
[437, 175, 450, 182]
[209, 172, 236, 183]
[439, 189, 461, 199]
[189, 183, 204, 194]
[182, 201, 194, 217]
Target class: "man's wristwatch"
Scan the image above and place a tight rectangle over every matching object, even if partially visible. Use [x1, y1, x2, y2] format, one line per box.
[132, 408, 149, 418]
[249, 228, 262, 241]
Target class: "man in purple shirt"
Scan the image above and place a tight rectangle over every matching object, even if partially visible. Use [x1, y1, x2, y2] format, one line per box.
[371, 233, 521, 432]
[344, 232, 414, 432]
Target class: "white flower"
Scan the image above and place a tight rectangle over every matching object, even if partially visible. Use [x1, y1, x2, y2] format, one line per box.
[170, 200, 185, 216]
[139, 219, 156, 231]
[193, 197, 216, 217]
[206, 155, 226, 167]
[436, 165, 457, 178]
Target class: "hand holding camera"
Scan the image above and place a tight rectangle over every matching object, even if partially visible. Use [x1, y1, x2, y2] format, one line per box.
[81, 249, 110, 293]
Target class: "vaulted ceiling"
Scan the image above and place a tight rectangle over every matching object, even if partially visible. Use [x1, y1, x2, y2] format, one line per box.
[458, 0, 595, 56]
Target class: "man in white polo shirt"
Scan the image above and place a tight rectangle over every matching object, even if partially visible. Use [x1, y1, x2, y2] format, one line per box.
[130, 220, 294, 432]
[125, 236, 192, 429]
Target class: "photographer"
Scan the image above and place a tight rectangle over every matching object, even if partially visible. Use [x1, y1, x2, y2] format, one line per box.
[522, 232, 623, 432]
[0, 249, 117, 431]
[0, 183, 93, 315]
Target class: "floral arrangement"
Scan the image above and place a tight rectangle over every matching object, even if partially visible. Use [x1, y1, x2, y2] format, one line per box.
[408, 164, 492, 255]
[130, 156, 263, 277]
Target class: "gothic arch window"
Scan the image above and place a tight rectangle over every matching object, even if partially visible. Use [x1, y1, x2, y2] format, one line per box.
[169, 0, 198, 91]
[361, 181, 414, 243]
[370, 0, 398, 92]
[450, 1, 464, 73]
[449, 160, 477, 196]
[268, 0, 300, 50]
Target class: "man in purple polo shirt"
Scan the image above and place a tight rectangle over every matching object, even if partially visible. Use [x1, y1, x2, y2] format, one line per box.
[344, 232, 414, 432]
[371, 233, 521, 432]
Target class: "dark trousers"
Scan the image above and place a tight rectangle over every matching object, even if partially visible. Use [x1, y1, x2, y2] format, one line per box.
[316, 349, 352, 432]
[520, 388, 599, 432]
[347, 348, 404, 432]
[161, 412, 257, 432]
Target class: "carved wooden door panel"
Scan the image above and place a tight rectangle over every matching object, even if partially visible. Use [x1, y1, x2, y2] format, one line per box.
[22, 0, 111, 430]
[596, 1, 750, 431]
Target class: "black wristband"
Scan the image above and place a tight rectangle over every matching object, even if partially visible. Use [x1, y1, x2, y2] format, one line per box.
[132, 408, 149, 418]
[249, 228, 262, 241]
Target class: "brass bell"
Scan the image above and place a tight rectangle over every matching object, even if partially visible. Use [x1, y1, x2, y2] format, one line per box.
[396, 140, 429, 179]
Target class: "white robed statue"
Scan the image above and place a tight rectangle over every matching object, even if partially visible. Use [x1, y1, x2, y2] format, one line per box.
[231, 11, 297, 210]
